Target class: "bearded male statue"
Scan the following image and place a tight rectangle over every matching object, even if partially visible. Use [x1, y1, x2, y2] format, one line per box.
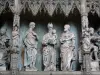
[60, 24, 75, 71]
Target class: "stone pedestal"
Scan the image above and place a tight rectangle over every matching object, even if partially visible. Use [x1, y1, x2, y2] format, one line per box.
[91, 61, 99, 71]
[0, 66, 6, 71]
[26, 67, 38, 71]
[11, 53, 18, 75]
[0, 52, 6, 71]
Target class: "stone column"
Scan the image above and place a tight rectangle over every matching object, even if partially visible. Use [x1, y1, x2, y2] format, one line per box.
[11, 0, 20, 75]
[81, 0, 91, 74]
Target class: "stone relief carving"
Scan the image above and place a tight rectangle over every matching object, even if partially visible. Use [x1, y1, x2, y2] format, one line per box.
[0, 28, 11, 70]
[12, 25, 19, 52]
[24, 22, 38, 71]
[89, 27, 99, 61]
[82, 27, 91, 52]
[60, 24, 75, 71]
[82, 26, 100, 71]
[42, 23, 57, 71]
[89, 27, 100, 71]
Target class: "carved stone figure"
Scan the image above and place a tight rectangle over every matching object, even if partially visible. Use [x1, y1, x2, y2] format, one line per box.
[42, 23, 57, 71]
[82, 27, 91, 52]
[0, 28, 11, 70]
[81, 27, 100, 71]
[86, 27, 100, 71]
[95, 28, 100, 59]
[24, 22, 38, 71]
[60, 24, 75, 71]
[89, 27, 99, 61]
[12, 25, 19, 51]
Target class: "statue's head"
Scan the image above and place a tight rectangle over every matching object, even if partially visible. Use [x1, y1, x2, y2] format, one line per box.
[29, 22, 35, 29]
[64, 24, 70, 32]
[13, 25, 18, 31]
[89, 27, 94, 35]
[47, 23, 53, 32]
[0, 28, 7, 35]
[52, 29, 56, 34]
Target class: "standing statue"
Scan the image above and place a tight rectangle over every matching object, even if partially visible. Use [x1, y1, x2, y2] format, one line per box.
[0, 28, 11, 70]
[12, 25, 19, 52]
[60, 24, 75, 71]
[24, 22, 38, 71]
[42, 23, 57, 71]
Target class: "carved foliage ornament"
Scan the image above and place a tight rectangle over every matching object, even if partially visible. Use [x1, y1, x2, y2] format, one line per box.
[0, 0, 14, 14]
[86, 0, 100, 16]
[0, 0, 100, 16]
[20, 0, 81, 16]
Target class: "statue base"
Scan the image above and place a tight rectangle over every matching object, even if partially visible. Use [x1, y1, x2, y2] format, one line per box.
[0, 51, 6, 71]
[0, 66, 6, 71]
[91, 61, 99, 71]
[26, 67, 38, 71]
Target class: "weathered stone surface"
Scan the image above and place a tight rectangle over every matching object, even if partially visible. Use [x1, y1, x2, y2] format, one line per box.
[42, 23, 57, 71]
[60, 24, 76, 71]
[24, 22, 38, 71]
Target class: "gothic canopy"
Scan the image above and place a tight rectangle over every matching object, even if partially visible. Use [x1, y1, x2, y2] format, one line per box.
[0, 0, 100, 16]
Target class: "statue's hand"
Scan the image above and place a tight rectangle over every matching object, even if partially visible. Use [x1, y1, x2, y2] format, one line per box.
[61, 40, 66, 44]
[48, 39, 52, 44]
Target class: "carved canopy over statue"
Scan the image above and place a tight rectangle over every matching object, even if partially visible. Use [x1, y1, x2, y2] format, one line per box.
[42, 23, 57, 71]
[60, 24, 75, 71]
[24, 22, 38, 71]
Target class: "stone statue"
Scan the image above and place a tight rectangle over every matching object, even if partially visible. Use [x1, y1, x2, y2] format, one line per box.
[60, 24, 75, 71]
[88, 27, 100, 71]
[42, 23, 57, 71]
[81, 27, 100, 71]
[89, 27, 99, 61]
[12, 25, 19, 51]
[82, 27, 91, 52]
[0, 28, 11, 70]
[24, 22, 38, 71]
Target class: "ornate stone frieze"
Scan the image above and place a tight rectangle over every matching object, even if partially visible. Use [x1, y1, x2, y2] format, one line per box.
[0, 0, 99, 17]
[86, 0, 100, 16]
[0, 0, 14, 14]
